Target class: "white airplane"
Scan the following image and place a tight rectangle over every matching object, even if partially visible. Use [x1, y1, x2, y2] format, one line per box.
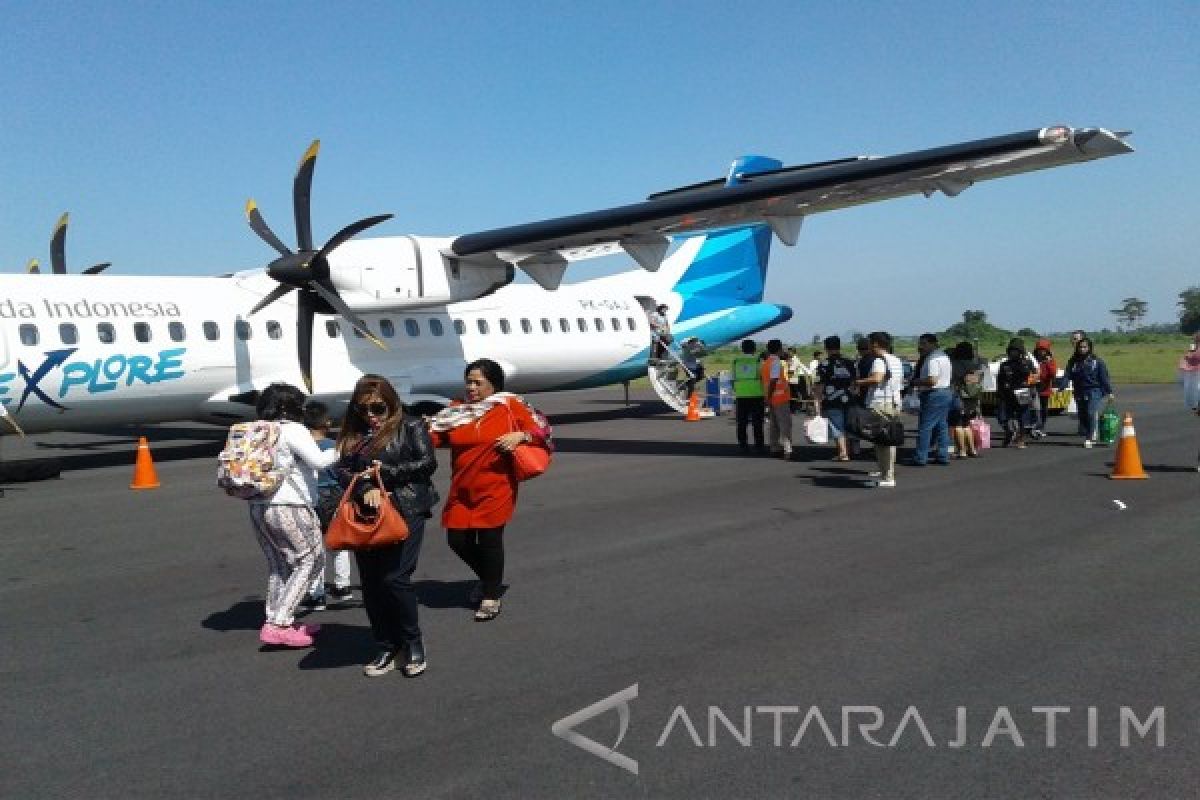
[0, 125, 1132, 436]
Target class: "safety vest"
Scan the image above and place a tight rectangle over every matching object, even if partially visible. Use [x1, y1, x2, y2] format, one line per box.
[760, 356, 791, 405]
[731, 356, 763, 398]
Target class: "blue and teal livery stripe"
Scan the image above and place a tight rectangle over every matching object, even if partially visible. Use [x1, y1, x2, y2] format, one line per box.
[673, 224, 772, 325]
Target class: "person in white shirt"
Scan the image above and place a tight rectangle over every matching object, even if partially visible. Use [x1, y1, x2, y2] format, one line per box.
[248, 383, 339, 648]
[787, 349, 811, 412]
[648, 304, 671, 361]
[855, 331, 905, 487]
[907, 333, 953, 466]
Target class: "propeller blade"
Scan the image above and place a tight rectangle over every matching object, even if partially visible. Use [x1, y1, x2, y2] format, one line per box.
[245, 200, 293, 258]
[294, 140, 320, 253]
[248, 283, 295, 316]
[50, 212, 69, 274]
[297, 291, 316, 393]
[309, 213, 393, 279]
[309, 280, 387, 351]
[26, 259, 40, 274]
[83, 263, 111, 275]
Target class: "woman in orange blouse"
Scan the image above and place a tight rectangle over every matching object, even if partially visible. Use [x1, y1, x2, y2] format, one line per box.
[429, 359, 548, 620]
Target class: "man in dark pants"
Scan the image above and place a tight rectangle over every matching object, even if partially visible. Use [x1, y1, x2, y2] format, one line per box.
[732, 339, 765, 452]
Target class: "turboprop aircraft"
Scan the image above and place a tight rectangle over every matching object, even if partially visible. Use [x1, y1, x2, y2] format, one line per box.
[0, 125, 1131, 436]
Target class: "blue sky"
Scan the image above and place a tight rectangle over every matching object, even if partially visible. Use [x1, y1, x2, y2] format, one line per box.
[1, 1, 1196, 342]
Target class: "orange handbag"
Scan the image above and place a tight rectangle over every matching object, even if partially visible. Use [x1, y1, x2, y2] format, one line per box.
[324, 468, 409, 551]
[500, 402, 551, 482]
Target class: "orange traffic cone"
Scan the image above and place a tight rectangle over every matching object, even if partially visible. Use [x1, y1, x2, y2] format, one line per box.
[130, 436, 161, 489]
[685, 392, 701, 422]
[1109, 411, 1148, 480]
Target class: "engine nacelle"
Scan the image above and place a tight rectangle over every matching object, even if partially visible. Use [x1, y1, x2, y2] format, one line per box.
[325, 235, 512, 312]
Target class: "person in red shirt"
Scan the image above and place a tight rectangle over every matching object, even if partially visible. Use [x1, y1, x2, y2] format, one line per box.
[429, 359, 550, 621]
[1032, 339, 1058, 438]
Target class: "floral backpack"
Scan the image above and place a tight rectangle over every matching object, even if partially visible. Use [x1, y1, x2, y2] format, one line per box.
[216, 421, 285, 499]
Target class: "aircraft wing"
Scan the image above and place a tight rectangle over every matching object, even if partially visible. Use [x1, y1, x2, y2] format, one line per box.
[446, 125, 1131, 289]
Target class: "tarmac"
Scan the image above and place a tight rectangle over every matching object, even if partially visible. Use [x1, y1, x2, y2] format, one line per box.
[1, 384, 1197, 799]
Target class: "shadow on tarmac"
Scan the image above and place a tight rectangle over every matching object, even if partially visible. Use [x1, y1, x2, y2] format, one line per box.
[27, 441, 223, 474]
[296, 624, 376, 670]
[546, 403, 668, 425]
[416, 579, 480, 609]
[32, 425, 227, 450]
[202, 599, 265, 632]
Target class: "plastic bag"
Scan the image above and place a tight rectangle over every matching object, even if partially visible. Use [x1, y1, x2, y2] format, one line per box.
[969, 417, 991, 450]
[1097, 402, 1120, 445]
[805, 416, 830, 445]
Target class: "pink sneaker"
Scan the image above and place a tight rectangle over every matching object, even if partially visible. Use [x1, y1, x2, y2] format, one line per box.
[259, 623, 314, 648]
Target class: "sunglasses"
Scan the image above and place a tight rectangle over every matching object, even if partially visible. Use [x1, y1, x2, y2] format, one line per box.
[354, 401, 389, 416]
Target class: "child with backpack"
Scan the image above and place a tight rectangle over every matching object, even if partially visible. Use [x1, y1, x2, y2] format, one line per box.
[299, 402, 354, 611]
[217, 383, 339, 648]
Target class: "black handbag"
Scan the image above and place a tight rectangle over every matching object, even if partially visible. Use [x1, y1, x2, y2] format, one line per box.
[845, 405, 905, 446]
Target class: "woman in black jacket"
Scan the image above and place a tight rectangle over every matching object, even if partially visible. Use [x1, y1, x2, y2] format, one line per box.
[996, 339, 1034, 449]
[336, 375, 438, 678]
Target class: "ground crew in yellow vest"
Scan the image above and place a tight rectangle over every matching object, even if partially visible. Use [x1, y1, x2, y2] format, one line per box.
[732, 339, 766, 452]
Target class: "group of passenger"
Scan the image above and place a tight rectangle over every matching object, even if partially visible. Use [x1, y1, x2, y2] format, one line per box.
[732, 329, 1117, 488]
[242, 358, 548, 678]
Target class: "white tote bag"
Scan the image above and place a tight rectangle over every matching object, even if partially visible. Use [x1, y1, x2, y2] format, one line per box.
[805, 416, 830, 445]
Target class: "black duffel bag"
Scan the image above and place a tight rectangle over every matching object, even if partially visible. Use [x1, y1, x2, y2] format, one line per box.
[845, 405, 905, 446]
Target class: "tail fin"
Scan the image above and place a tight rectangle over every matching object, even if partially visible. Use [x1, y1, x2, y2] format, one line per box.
[650, 154, 784, 325]
[661, 223, 774, 326]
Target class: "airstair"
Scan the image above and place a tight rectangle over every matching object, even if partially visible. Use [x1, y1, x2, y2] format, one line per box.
[646, 339, 715, 417]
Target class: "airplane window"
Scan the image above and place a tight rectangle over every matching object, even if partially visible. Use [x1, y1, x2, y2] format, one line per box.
[236, 320, 252, 340]
[559, 318, 570, 333]
[499, 319, 511, 334]
[169, 322, 186, 342]
[326, 320, 340, 338]
[577, 318, 588, 333]
[405, 319, 420, 337]
[594, 318, 605, 332]
[266, 321, 283, 340]
[59, 323, 79, 345]
[203, 321, 219, 341]
[477, 319, 489, 335]
[97, 323, 115, 344]
[429, 319, 444, 336]
[19, 324, 39, 346]
[520, 318, 532, 334]
[627, 317, 638, 331]
[612, 317, 621, 331]
[541, 319, 552, 333]
[380, 319, 395, 338]
[134, 322, 152, 343]
[454, 319, 466, 335]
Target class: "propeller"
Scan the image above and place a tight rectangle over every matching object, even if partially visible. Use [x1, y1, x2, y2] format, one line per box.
[244, 139, 392, 392]
[49, 213, 111, 275]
